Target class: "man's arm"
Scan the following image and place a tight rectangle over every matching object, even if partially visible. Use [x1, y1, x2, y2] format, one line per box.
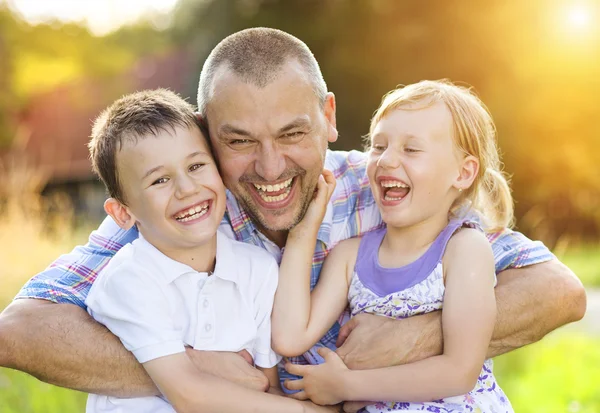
[0, 299, 276, 396]
[336, 259, 586, 370]
[0, 299, 156, 397]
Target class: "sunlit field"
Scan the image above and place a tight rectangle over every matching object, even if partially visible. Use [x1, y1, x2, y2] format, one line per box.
[0, 200, 598, 413]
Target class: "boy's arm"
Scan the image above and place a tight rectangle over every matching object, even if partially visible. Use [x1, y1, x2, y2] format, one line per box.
[288, 229, 496, 404]
[335, 232, 586, 370]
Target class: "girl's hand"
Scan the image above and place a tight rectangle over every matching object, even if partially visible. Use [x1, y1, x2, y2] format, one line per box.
[284, 347, 349, 406]
[290, 169, 336, 237]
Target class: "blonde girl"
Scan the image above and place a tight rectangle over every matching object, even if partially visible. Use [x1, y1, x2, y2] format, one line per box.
[272, 80, 514, 412]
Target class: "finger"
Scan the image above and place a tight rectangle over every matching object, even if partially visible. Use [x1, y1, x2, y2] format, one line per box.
[236, 349, 254, 365]
[317, 346, 335, 360]
[343, 401, 372, 413]
[288, 391, 308, 401]
[283, 378, 305, 391]
[285, 362, 308, 377]
[336, 317, 357, 347]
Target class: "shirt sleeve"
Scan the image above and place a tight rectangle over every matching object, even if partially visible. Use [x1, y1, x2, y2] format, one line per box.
[85, 260, 185, 364]
[14, 216, 138, 309]
[488, 228, 555, 273]
[252, 258, 282, 368]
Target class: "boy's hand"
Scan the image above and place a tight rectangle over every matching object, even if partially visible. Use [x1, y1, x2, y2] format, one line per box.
[290, 169, 336, 238]
[284, 348, 349, 406]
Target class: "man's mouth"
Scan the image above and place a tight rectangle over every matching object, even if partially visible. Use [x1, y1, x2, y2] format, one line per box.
[380, 179, 411, 201]
[252, 177, 294, 203]
[173, 200, 211, 222]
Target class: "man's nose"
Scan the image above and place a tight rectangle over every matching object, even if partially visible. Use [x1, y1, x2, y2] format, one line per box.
[254, 142, 286, 181]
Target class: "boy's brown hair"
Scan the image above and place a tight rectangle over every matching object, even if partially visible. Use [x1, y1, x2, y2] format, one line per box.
[89, 89, 200, 204]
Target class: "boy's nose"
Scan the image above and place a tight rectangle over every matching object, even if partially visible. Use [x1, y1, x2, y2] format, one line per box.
[175, 175, 198, 199]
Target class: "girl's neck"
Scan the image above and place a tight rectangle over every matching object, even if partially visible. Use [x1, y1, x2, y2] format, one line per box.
[380, 211, 450, 268]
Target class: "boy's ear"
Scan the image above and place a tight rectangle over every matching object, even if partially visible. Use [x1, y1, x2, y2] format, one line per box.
[454, 155, 480, 191]
[104, 198, 137, 230]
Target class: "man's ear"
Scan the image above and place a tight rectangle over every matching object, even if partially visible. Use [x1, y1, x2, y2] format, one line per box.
[323, 92, 338, 143]
[104, 198, 137, 230]
[454, 155, 480, 191]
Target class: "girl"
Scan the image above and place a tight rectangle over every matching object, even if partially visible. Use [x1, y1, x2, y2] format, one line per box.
[272, 80, 514, 412]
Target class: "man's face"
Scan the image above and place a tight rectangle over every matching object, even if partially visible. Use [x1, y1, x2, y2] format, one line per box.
[205, 60, 337, 240]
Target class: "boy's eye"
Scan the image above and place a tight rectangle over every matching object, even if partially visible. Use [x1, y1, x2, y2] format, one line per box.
[189, 163, 205, 172]
[152, 177, 169, 185]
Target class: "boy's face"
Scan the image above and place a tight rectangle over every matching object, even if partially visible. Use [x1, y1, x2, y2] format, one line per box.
[115, 125, 226, 253]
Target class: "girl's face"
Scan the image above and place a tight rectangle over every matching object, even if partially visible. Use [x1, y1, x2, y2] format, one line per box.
[367, 102, 467, 229]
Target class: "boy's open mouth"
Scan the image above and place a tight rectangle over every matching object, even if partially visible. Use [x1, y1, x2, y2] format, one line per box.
[173, 200, 211, 222]
[381, 179, 411, 201]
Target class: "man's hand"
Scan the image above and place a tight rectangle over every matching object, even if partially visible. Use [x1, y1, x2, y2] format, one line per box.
[185, 348, 269, 392]
[336, 312, 443, 370]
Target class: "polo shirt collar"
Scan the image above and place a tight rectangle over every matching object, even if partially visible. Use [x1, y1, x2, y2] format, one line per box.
[137, 231, 239, 285]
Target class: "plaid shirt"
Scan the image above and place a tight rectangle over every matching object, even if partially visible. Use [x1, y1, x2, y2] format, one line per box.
[16, 149, 555, 384]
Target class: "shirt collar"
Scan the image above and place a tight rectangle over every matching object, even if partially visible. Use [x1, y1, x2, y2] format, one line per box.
[136, 231, 239, 285]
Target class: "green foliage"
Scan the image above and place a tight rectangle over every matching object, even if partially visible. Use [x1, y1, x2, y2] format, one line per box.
[495, 333, 600, 413]
[0, 369, 86, 413]
[559, 244, 600, 287]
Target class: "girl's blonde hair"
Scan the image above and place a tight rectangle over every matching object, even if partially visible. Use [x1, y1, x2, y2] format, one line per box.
[369, 79, 513, 232]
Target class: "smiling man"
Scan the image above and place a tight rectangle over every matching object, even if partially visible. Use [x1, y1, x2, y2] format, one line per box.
[0, 28, 586, 411]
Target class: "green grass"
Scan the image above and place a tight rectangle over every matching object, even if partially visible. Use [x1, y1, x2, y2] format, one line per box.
[0, 369, 86, 413]
[494, 332, 600, 413]
[559, 244, 600, 288]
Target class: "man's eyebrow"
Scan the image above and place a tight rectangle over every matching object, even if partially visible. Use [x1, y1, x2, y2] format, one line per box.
[277, 117, 311, 134]
[218, 124, 253, 138]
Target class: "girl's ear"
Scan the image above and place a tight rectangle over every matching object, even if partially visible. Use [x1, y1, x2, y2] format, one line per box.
[454, 155, 480, 191]
[104, 198, 137, 230]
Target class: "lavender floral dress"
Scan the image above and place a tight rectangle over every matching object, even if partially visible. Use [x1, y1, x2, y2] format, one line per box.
[348, 220, 514, 413]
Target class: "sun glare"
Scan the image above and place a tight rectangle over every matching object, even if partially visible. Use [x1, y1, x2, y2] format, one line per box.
[567, 5, 592, 29]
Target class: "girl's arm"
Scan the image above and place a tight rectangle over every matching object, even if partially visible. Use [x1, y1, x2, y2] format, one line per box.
[271, 170, 353, 357]
[287, 228, 496, 404]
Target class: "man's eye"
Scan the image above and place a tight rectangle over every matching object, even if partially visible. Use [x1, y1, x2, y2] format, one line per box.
[189, 163, 205, 172]
[230, 139, 251, 145]
[282, 131, 304, 139]
[152, 177, 169, 185]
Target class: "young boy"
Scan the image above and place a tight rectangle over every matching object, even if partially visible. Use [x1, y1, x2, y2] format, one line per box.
[85, 89, 329, 413]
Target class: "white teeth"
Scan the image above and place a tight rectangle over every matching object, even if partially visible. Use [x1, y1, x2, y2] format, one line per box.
[381, 180, 409, 188]
[384, 195, 404, 201]
[175, 201, 209, 221]
[253, 178, 293, 193]
[257, 187, 291, 203]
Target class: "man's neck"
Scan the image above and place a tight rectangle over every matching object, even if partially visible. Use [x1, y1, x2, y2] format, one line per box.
[261, 228, 289, 249]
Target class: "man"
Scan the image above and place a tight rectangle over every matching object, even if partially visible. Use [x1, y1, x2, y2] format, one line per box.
[0, 28, 586, 411]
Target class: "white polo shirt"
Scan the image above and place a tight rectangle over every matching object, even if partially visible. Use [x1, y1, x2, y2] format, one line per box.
[85, 230, 280, 413]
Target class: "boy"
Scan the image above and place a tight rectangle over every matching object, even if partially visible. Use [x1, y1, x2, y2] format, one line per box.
[85, 89, 329, 413]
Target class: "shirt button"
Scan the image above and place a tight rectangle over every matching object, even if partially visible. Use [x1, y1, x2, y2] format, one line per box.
[204, 323, 212, 332]
[203, 299, 209, 308]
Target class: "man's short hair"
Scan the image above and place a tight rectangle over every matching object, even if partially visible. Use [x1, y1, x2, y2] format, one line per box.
[197, 27, 328, 117]
[88, 88, 199, 204]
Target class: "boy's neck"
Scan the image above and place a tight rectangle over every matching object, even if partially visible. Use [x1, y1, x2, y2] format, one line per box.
[144, 232, 218, 273]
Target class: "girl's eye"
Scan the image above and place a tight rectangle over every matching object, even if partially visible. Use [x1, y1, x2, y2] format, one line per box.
[189, 163, 205, 172]
[405, 147, 420, 153]
[371, 144, 386, 152]
[152, 177, 169, 185]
